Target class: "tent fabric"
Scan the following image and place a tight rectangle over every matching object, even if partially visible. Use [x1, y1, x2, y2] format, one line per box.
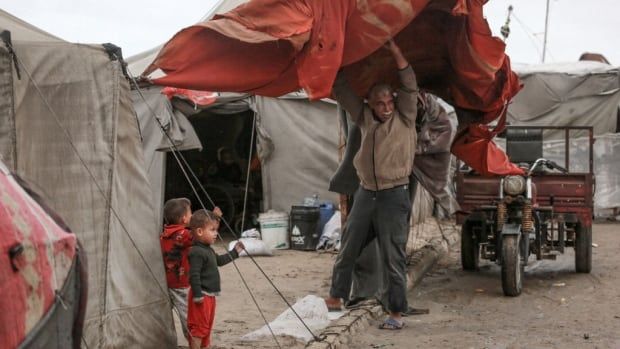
[253, 96, 339, 211]
[145, 0, 519, 112]
[144, 0, 522, 177]
[132, 87, 202, 226]
[170, 92, 251, 116]
[508, 61, 620, 138]
[0, 36, 176, 348]
[0, 9, 63, 42]
[0, 160, 77, 349]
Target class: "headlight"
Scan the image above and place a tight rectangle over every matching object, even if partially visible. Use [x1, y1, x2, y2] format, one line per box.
[503, 175, 526, 196]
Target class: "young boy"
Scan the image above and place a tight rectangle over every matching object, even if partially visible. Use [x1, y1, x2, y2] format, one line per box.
[160, 198, 193, 338]
[187, 209, 244, 349]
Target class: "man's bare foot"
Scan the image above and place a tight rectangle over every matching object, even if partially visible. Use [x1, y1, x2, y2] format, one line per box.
[324, 297, 342, 311]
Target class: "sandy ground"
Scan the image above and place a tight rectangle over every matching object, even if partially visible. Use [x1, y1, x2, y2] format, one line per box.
[174, 247, 337, 349]
[351, 222, 620, 349]
[172, 220, 455, 348]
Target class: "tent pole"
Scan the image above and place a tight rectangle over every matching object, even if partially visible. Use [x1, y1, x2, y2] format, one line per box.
[337, 104, 349, 228]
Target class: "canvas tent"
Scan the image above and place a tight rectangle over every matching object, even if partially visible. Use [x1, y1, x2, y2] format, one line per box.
[0, 9, 176, 348]
[130, 86, 342, 217]
[505, 61, 620, 213]
[509, 61, 620, 137]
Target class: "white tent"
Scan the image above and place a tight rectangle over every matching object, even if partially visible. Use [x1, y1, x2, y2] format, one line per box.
[509, 61, 620, 137]
[505, 61, 620, 213]
[0, 9, 176, 348]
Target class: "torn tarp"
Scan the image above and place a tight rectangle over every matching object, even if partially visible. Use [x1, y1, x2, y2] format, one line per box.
[144, 0, 523, 176]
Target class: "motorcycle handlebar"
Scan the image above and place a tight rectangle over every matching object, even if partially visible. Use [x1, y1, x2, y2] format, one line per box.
[529, 158, 568, 175]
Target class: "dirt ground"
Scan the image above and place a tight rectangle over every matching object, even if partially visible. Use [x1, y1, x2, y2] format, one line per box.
[173, 220, 454, 349]
[351, 222, 620, 349]
[174, 247, 337, 349]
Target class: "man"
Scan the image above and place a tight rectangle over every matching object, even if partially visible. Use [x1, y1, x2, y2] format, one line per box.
[329, 92, 457, 312]
[325, 39, 418, 330]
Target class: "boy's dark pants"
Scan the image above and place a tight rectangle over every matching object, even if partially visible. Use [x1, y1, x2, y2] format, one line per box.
[330, 185, 411, 313]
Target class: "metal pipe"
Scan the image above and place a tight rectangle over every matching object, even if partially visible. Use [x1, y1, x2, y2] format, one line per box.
[542, 0, 550, 63]
[499, 178, 505, 199]
[565, 128, 570, 171]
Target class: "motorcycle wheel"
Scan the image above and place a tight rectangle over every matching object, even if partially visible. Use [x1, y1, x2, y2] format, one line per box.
[574, 223, 592, 273]
[461, 221, 479, 271]
[501, 235, 523, 297]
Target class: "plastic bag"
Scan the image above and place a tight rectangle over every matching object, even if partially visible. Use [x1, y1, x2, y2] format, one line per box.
[242, 295, 341, 343]
[316, 211, 341, 251]
[241, 228, 261, 239]
[228, 237, 272, 257]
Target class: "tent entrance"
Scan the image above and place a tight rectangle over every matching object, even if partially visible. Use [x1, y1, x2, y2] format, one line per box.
[164, 109, 262, 235]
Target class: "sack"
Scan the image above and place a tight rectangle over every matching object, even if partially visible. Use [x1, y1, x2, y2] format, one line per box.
[228, 238, 272, 257]
[241, 228, 261, 239]
[316, 211, 341, 251]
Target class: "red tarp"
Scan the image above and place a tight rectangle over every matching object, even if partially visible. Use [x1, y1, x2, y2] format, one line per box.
[145, 0, 524, 176]
[161, 87, 218, 106]
[0, 167, 77, 348]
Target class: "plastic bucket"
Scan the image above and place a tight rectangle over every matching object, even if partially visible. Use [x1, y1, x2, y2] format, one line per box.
[258, 210, 289, 250]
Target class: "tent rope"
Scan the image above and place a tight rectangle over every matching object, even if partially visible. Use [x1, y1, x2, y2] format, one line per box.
[127, 72, 288, 347]
[149, 114, 282, 349]
[239, 111, 256, 233]
[127, 69, 322, 343]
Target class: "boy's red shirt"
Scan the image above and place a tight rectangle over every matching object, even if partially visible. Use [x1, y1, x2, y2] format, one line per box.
[160, 224, 193, 288]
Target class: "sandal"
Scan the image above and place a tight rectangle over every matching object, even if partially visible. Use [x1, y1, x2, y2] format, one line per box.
[379, 317, 404, 330]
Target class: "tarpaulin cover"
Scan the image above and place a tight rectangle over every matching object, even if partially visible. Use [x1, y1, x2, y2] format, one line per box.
[161, 87, 218, 107]
[145, 0, 523, 176]
[0, 160, 76, 349]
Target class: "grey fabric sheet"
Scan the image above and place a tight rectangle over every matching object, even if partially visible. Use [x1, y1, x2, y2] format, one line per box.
[509, 62, 620, 138]
[254, 96, 340, 211]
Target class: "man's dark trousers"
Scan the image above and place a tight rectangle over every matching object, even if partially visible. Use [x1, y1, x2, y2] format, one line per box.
[330, 184, 411, 313]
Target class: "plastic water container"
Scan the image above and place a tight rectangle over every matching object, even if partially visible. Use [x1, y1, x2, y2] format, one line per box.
[258, 210, 289, 250]
[290, 206, 321, 250]
[318, 202, 335, 234]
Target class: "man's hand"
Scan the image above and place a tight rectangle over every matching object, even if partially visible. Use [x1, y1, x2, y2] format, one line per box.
[213, 206, 223, 218]
[234, 241, 245, 254]
[384, 38, 408, 70]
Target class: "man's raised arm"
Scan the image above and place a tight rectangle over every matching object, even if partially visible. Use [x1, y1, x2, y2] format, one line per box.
[387, 39, 419, 124]
[332, 72, 365, 126]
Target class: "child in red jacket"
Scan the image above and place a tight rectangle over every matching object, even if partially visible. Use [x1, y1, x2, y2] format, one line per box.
[160, 198, 193, 338]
